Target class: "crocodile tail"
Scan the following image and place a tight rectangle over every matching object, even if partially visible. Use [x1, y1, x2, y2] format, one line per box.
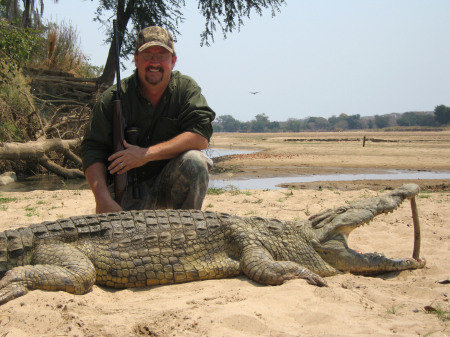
[0, 227, 35, 276]
[0, 213, 114, 276]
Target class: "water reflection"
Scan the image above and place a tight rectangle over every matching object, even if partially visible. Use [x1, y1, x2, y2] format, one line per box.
[1, 170, 449, 192]
[209, 170, 450, 190]
[203, 148, 256, 158]
[1, 146, 449, 191]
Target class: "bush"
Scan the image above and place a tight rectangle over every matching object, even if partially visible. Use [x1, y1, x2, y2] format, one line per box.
[0, 69, 37, 142]
[434, 105, 450, 125]
[0, 19, 42, 84]
[27, 20, 102, 77]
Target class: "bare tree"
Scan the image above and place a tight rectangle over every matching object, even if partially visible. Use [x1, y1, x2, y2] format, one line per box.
[96, 0, 286, 86]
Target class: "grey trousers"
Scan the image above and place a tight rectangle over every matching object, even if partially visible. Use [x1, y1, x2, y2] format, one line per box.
[120, 150, 212, 211]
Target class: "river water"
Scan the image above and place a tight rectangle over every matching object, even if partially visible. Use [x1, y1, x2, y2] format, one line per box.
[1, 148, 449, 191]
[209, 170, 450, 190]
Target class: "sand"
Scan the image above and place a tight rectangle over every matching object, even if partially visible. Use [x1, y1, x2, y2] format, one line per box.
[0, 131, 449, 336]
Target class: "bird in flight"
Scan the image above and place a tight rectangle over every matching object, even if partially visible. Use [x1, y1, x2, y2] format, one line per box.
[249, 91, 260, 95]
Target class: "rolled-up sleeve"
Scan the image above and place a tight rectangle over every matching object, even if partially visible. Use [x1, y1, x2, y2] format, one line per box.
[176, 76, 215, 141]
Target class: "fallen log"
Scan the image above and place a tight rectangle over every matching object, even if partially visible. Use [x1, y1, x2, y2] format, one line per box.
[0, 139, 84, 179]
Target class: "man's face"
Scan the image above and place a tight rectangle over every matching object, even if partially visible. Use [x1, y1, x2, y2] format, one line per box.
[134, 46, 177, 88]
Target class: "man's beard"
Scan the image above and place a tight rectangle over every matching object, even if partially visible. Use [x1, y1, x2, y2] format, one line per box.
[144, 66, 164, 85]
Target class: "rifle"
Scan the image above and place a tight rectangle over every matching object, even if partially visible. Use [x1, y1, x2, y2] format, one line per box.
[112, 19, 127, 205]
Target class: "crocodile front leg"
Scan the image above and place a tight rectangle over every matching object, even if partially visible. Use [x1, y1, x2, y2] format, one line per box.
[0, 243, 96, 305]
[240, 246, 328, 287]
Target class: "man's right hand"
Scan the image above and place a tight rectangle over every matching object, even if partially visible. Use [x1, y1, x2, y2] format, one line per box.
[85, 162, 124, 214]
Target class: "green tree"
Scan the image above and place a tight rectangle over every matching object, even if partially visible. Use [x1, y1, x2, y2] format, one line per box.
[396, 112, 416, 126]
[94, 0, 286, 85]
[397, 112, 435, 127]
[211, 121, 223, 132]
[0, 1, 6, 18]
[334, 119, 348, 130]
[0, 19, 41, 83]
[330, 113, 360, 130]
[251, 113, 270, 132]
[215, 114, 241, 132]
[284, 118, 302, 132]
[268, 121, 280, 131]
[346, 114, 360, 129]
[434, 105, 450, 125]
[374, 114, 389, 129]
[306, 116, 329, 130]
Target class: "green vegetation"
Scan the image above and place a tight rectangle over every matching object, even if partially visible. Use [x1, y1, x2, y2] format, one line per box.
[29, 21, 101, 77]
[304, 205, 310, 216]
[0, 16, 100, 145]
[424, 304, 450, 322]
[207, 187, 227, 195]
[207, 185, 251, 196]
[0, 17, 98, 82]
[0, 196, 17, 203]
[386, 303, 399, 315]
[0, 19, 41, 84]
[212, 107, 450, 133]
[277, 190, 294, 203]
[25, 205, 39, 217]
[434, 105, 450, 125]
[242, 198, 263, 204]
[0, 69, 37, 142]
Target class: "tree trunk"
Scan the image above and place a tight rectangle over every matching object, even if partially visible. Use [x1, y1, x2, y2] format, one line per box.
[97, 1, 135, 87]
[98, 43, 117, 87]
[0, 139, 84, 179]
[22, 0, 32, 28]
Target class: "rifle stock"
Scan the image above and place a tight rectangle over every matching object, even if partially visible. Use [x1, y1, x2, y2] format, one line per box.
[112, 20, 126, 205]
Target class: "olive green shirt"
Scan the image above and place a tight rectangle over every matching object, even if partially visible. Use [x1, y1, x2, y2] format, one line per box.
[81, 70, 215, 181]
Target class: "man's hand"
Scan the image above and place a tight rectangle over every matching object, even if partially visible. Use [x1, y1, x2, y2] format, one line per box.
[108, 140, 148, 175]
[95, 196, 123, 214]
[108, 132, 208, 176]
[84, 162, 124, 214]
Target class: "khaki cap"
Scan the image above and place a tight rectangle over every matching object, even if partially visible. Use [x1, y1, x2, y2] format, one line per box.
[135, 26, 175, 54]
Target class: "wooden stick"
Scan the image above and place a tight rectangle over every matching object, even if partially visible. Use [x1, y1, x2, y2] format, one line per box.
[410, 197, 421, 260]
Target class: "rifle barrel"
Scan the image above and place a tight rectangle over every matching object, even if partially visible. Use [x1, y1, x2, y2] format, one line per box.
[112, 19, 126, 205]
[113, 19, 121, 93]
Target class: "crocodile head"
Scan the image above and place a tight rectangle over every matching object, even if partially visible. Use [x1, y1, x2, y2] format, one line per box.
[309, 184, 426, 275]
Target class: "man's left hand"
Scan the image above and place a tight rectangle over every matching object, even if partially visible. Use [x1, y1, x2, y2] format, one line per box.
[108, 140, 147, 175]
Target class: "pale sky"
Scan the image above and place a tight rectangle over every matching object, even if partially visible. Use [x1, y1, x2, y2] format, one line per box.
[43, 1, 450, 122]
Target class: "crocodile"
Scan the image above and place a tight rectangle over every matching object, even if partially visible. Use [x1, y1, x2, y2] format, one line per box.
[0, 184, 425, 305]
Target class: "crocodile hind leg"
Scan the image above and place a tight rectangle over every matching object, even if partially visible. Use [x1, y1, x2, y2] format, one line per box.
[240, 247, 328, 287]
[0, 243, 96, 305]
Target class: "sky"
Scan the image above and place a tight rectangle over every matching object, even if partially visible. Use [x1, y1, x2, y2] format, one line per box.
[43, 0, 450, 122]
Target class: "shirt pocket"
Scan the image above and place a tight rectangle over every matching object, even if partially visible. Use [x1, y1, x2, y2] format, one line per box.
[150, 117, 180, 144]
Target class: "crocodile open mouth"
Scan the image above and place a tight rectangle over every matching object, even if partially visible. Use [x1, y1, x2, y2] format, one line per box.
[310, 184, 425, 275]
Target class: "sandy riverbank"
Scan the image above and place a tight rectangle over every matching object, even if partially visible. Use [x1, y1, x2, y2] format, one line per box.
[0, 131, 449, 336]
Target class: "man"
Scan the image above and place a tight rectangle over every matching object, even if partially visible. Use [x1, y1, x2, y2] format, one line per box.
[81, 26, 215, 214]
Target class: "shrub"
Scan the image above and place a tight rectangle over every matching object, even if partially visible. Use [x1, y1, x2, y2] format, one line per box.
[0, 19, 42, 84]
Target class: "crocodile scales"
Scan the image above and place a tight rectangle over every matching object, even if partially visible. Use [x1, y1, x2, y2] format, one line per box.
[0, 184, 426, 305]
